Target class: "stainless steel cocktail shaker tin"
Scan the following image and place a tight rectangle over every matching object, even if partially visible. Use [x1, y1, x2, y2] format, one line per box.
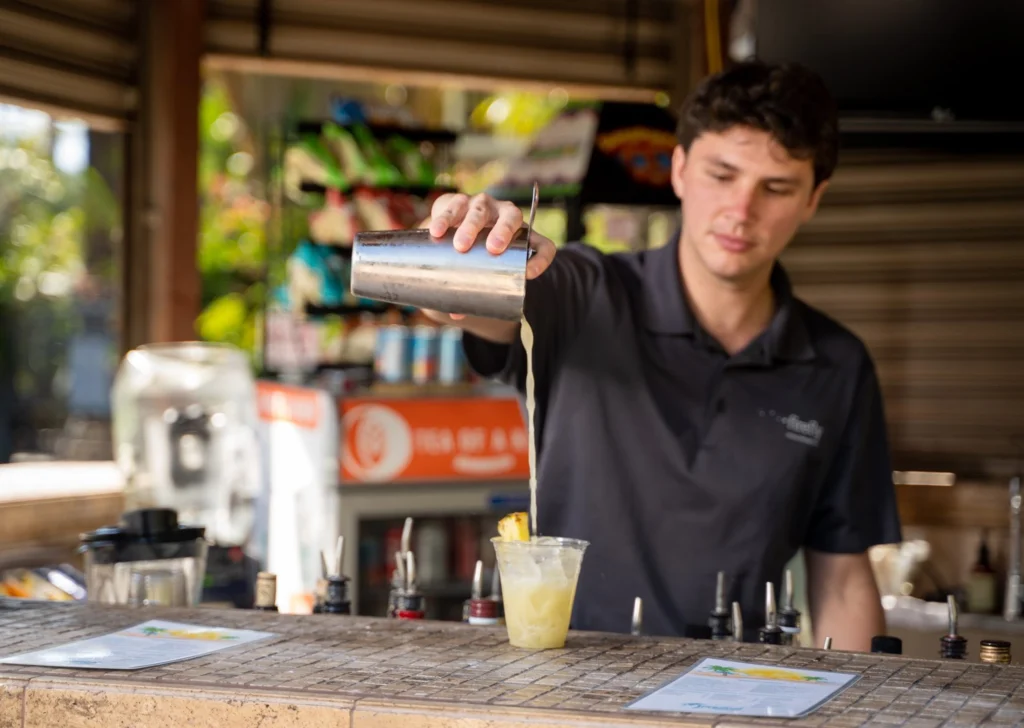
[350, 184, 539, 321]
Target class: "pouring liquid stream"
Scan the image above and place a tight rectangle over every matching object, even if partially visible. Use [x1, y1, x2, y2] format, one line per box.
[522, 181, 541, 539]
[521, 315, 538, 537]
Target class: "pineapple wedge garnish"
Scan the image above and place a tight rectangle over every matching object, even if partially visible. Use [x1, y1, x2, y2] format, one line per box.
[498, 512, 530, 542]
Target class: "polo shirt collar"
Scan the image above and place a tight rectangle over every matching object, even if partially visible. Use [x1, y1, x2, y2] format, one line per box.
[642, 230, 816, 363]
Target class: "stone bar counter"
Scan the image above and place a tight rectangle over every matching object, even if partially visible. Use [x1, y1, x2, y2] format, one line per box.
[2, 601, 1024, 728]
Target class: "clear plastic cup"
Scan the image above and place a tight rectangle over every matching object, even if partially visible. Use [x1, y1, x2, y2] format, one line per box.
[491, 536, 589, 649]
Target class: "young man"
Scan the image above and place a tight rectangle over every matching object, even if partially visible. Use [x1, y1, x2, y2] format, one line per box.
[424, 61, 901, 651]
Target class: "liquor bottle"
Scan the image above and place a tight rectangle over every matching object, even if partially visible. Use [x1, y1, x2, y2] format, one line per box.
[394, 551, 425, 620]
[321, 536, 351, 615]
[778, 569, 801, 646]
[940, 594, 967, 659]
[708, 571, 731, 640]
[253, 571, 278, 612]
[758, 582, 784, 645]
[466, 561, 499, 626]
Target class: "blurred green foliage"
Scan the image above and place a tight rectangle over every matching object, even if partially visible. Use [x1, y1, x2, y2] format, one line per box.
[195, 76, 269, 363]
[0, 127, 119, 419]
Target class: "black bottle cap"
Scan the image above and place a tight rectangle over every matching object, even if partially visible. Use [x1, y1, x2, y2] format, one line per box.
[759, 627, 784, 645]
[395, 592, 425, 614]
[940, 634, 968, 659]
[778, 609, 800, 630]
[323, 575, 351, 614]
[708, 611, 731, 639]
[981, 639, 1011, 648]
[871, 635, 903, 655]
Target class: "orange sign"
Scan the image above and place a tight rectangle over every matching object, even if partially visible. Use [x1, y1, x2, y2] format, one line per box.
[256, 381, 321, 429]
[340, 398, 530, 483]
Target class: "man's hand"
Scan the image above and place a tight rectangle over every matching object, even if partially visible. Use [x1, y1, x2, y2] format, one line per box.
[805, 549, 885, 652]
[428, 192, 557, 280]
[420, 192, 557, 336]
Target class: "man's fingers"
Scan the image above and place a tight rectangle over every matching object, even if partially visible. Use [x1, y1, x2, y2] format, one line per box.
[422, 308, 466, 323]
[429, 193, 468, 238]
[526, 236, 556, 279]
[485, 202, 524, 254]
[454, 194, 498, 252]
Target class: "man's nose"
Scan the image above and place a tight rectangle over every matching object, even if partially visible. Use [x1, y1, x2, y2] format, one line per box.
[725, 184, 757, 222]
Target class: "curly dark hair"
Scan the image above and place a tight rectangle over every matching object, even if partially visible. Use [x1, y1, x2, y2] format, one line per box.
[677, 61, 839, 187]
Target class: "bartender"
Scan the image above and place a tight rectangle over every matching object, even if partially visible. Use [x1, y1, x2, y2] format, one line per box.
[423, 60, 901, 651]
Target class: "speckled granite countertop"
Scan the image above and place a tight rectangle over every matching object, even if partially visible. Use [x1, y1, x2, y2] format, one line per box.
[1, 601, 1023, 728]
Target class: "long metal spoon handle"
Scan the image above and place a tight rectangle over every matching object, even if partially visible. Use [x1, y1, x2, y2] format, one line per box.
[401, 517, 413, 556]
[526, 181, 539, 250]
[765, 582, 777, 628]
[334, 536, 345, 577]
[731, 601, 743, 642]
[394, 551, 406, 590]
[631, 597, 643, 636]
[715, 571, 727, 613]
[406, 551, 417, 593]
[490, 565, 502, 599]
[471, 560, 483, 601]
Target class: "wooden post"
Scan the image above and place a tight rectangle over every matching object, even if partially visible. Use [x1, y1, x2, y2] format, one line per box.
[668, 0, 708, 111]
[123, 0, 205, 350]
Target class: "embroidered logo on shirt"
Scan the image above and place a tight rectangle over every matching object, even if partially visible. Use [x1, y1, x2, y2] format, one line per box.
[759, 409, 824, 447]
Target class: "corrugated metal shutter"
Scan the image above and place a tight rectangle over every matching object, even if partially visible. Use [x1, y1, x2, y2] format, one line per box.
[783, 148, 1024, 481]
[205, 0, 677, 99]
[0, 0, 138, 129]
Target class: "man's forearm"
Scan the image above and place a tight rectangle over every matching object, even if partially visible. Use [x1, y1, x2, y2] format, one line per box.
[422, 310, 519, 344]
[805, 550, 885, 652]
[459, 315, 519, 344]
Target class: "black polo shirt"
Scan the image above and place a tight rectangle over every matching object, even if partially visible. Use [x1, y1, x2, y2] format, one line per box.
[463, 232, 902, 639]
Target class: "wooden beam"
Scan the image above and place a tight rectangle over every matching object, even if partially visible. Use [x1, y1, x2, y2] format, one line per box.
[203, 53, 662, 105]
[124, 0, 204, 350]
[897, 483, 1014, 530]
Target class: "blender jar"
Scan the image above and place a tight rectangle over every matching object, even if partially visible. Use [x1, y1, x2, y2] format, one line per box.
[80, 508, 208, 606]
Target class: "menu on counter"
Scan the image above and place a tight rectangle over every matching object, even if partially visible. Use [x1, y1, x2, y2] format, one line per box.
[627, 657, 859, 718]
[0, 620, 274, 670]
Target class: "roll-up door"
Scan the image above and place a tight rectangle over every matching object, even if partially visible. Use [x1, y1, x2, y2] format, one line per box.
[0, 0, 138, 129]
[783, 148, 1024, 480]
[204, 0, 679, 99]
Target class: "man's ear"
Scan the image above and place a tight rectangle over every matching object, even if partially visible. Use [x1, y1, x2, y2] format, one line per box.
[671, 144, 687, 200]
[801, 179, 830, 223]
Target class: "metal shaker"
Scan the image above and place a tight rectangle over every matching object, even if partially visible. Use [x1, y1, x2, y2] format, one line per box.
[350, 184, 539, 321]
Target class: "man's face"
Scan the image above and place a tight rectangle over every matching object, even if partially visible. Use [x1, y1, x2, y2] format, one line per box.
[671, 126, 828, 285]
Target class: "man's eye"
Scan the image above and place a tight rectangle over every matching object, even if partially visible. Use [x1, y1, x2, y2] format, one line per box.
[709, 173, 731, 182]
[766, 186, 794, 195]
